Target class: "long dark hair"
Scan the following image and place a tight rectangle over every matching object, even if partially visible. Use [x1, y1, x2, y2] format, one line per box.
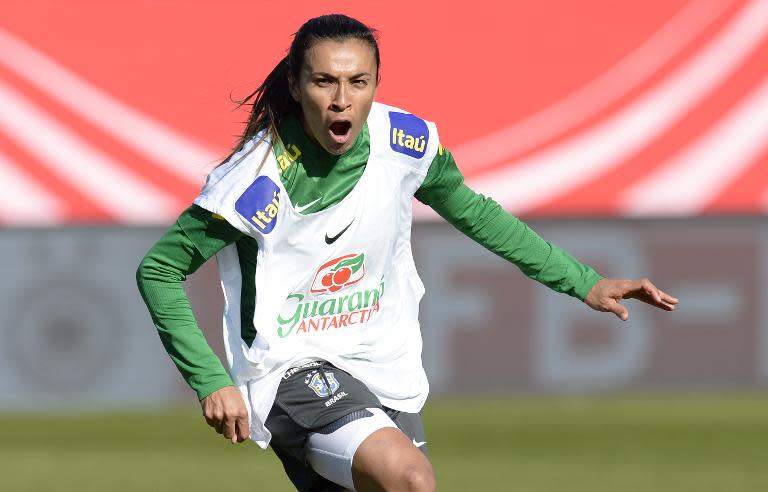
[221, 14, 381, 165]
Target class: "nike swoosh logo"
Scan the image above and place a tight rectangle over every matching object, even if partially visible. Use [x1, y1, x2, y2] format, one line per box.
[295, 197, 321, 214]
[412, 438, 427, 448]
[325, 220, 354, 244]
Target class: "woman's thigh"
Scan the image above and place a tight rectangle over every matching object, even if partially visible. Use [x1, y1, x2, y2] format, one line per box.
[307, 409, 434, 491]
[305, 407, 398, 489]
[266, 360, 432, 490]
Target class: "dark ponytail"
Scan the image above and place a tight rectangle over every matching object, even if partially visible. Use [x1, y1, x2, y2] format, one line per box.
[220, 13, 380, 165]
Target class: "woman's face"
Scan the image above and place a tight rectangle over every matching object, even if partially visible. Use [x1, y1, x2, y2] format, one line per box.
[290, 38, 377, 155]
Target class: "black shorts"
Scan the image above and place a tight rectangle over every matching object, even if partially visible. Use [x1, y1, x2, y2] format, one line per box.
[265, 360, 428, 492]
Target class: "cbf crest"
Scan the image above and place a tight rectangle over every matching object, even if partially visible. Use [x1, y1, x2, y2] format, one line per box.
[305, 370, 340, 397]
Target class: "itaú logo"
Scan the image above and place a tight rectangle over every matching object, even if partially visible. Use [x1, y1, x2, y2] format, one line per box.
[310, 253, 365, 294]
[234, 176, 281, 233]
[388, 111, 429, 158]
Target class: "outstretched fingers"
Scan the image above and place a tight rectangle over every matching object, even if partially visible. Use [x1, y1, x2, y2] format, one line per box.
[608, 299, 629, 321]
[625, 278, 678, 311]
[659, 289, 680, 307]
[592, 283, 630, 321]
[585, 278, 679, 320]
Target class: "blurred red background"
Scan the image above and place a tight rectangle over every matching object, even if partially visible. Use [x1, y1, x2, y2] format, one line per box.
[1, 0, 765, 223]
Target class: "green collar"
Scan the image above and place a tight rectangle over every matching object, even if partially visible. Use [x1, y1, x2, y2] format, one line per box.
[278, 112, 369, 169]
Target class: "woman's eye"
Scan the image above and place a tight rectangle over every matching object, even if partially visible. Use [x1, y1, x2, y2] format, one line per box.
[315, 79, 331, 87]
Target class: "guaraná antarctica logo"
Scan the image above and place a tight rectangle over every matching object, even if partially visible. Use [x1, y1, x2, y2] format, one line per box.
[276, 252, 384, 338]
[388, 111, 429, 158]
[235, 176, 280, 233]
[310, 253, 365, 294]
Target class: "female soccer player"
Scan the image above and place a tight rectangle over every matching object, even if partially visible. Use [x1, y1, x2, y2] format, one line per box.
[136, 13, 678, 492]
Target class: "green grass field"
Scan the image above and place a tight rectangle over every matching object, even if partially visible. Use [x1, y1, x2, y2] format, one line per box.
[2, 393, 768, 491]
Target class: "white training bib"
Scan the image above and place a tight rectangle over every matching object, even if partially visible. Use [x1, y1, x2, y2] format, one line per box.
[194, 102, 440, 447]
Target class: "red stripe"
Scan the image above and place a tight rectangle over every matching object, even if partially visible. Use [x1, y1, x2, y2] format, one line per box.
[0, 127, 112, 222]
[703, 143, 768, 214]
[0, 63, 200, 213]
[460, 0, 745, 177]
[527, 30, 768, 218]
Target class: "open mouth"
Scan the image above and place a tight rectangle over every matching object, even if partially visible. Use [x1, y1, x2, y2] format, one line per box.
[328, 121, 352, 143]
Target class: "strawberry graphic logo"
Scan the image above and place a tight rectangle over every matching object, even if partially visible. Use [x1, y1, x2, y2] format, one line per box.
[310, 253, 365, 294]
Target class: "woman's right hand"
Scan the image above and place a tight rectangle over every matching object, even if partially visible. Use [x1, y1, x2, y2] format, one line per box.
[200, 386, 250, 444]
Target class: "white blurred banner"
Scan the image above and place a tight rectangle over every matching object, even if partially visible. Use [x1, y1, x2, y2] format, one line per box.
[0, 219, 766, 410]
[0, 228, 183, 409]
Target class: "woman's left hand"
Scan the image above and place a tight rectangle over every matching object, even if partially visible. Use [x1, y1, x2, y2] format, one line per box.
[584, 278, 679, 321]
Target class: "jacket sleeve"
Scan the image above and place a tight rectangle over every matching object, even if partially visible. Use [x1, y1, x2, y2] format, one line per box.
[415, 148, 602, 301]
[136, 205, 244, 400]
